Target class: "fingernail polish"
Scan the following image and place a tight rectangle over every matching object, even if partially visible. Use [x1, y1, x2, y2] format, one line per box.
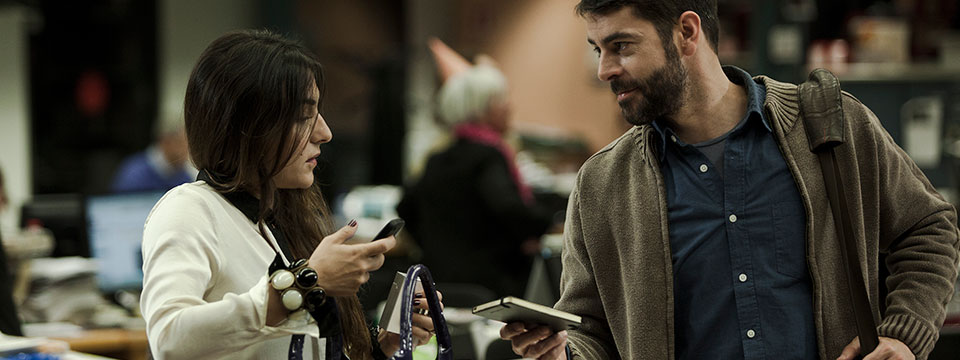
[414, 300, 421, 306]
[348, 219, 357, 227]
[415, 293, 424, 298]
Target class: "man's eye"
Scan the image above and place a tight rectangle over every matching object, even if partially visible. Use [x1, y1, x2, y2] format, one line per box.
[592, 47, 600, 57]
[616, 42, 628, 51]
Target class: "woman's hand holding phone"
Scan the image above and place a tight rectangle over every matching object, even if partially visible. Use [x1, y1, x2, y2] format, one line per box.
[308, 220, 396, 297]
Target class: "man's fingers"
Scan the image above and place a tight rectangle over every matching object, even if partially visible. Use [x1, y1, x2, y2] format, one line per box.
[540, 338, 568, 360]
[523, 330, 567, 359]
[863, 337, 914, 360]
[500, 322, 528, 340]
[837, 337, 861, 360]
[509, 326, 553, 356]
[322, 223, 358, 245]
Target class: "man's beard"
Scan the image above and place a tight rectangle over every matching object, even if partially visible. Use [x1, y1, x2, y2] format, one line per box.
[610, 44, 687, 126]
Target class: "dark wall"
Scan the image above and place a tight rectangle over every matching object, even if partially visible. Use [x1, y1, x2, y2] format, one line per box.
[30, 0, 157, 195]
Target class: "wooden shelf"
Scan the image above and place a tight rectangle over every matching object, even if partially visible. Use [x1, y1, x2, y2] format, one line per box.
[51, 329, 147, 360]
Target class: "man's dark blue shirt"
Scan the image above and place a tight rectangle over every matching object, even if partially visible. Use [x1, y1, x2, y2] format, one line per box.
[652, 66, 817, 360]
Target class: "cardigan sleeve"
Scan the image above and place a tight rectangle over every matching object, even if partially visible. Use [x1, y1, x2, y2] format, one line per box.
[553, 181, 620, 359]
[140, 187, 320, 359]
[847, 95, 960, 359]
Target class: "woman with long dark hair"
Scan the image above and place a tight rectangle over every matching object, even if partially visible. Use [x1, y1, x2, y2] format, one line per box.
[141, 29, 439, 359]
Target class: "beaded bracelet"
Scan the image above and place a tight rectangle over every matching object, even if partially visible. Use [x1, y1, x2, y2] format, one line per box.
[269, 259, 327, 312]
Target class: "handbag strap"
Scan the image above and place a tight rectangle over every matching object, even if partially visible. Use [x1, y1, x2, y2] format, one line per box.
[799, 69, 880, 356]
[391, 264, 453, 360]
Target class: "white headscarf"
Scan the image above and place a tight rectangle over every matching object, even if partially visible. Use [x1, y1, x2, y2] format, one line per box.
[435, 63, 507, 127]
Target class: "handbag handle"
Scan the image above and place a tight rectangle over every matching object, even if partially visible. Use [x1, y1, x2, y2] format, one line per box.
[390, 264, 453, 360]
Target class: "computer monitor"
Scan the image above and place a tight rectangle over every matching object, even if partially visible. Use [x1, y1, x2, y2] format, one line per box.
[21, 193, 87, 257]
[85, 191, 164, 293]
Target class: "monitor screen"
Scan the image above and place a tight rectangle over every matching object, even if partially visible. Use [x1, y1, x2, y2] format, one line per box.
[86, 191, 164, 293]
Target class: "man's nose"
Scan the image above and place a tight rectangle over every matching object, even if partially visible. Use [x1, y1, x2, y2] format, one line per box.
[597, 53, 622, 82]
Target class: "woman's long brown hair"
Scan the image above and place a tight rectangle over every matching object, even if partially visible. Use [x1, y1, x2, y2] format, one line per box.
[184, 29, 371, 359]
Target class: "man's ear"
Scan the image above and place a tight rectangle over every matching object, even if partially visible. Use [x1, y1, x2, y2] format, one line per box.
[677, 11, 701, 56]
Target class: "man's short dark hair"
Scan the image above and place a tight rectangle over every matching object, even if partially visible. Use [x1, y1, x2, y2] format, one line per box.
[576, 0, 719, 52]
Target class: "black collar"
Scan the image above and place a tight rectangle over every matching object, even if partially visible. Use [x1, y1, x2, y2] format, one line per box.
[197, 170, 261, 223]
[196, 170, 297, 259]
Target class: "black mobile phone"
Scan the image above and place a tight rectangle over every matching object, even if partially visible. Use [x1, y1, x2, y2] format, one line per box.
[372, 218, 405, 241]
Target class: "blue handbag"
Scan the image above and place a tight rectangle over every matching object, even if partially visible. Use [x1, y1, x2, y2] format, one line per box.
[389, 264, 453, 360]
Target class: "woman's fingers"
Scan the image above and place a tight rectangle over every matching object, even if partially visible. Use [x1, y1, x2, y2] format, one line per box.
[357, 235, 396, 257]
[414, 296, 429, 310]
[412, 292, 444, 311]
[361, 253, 386, 272]
[411, 313, 434, 332]
[410, 325, 432, 346]
[320, 223, 358, 245]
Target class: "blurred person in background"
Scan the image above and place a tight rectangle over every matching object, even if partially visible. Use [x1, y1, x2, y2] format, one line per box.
[397, 39, 553, 298]
[501, 0, 960, 359]
[111, 118, 195, 193]
[0, 166, 24, 336]
[141, 30, 441, 360]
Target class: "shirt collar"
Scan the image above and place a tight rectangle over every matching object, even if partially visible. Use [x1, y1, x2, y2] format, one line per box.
[651, 65, 769, 160]
[724, 65, 770, 132]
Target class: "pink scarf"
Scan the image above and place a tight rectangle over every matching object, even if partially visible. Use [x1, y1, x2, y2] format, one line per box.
[454, 123, 534, 205]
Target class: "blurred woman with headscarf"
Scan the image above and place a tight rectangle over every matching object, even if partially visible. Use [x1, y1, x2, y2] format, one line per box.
[398, 39, 553, 298]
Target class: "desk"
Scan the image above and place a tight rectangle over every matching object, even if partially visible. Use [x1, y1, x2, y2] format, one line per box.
[51, 329, 147, 360]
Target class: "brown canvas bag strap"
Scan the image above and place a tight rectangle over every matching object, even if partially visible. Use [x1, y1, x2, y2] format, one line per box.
[800, 68, 880, 356]
[817, 150, 880, 356]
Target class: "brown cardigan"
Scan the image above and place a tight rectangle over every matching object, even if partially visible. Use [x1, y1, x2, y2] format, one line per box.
[556, 76, 960, 359]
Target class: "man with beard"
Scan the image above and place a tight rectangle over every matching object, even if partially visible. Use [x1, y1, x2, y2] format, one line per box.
[499, 1, 960, 359]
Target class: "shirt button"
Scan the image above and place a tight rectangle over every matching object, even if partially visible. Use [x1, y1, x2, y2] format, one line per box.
[699, 164, 708, 173]
[729, 214, 738, 223]
[746, 329, 756, 338]
[738, 273, 748, 282]
[670, 135, 678, 143]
